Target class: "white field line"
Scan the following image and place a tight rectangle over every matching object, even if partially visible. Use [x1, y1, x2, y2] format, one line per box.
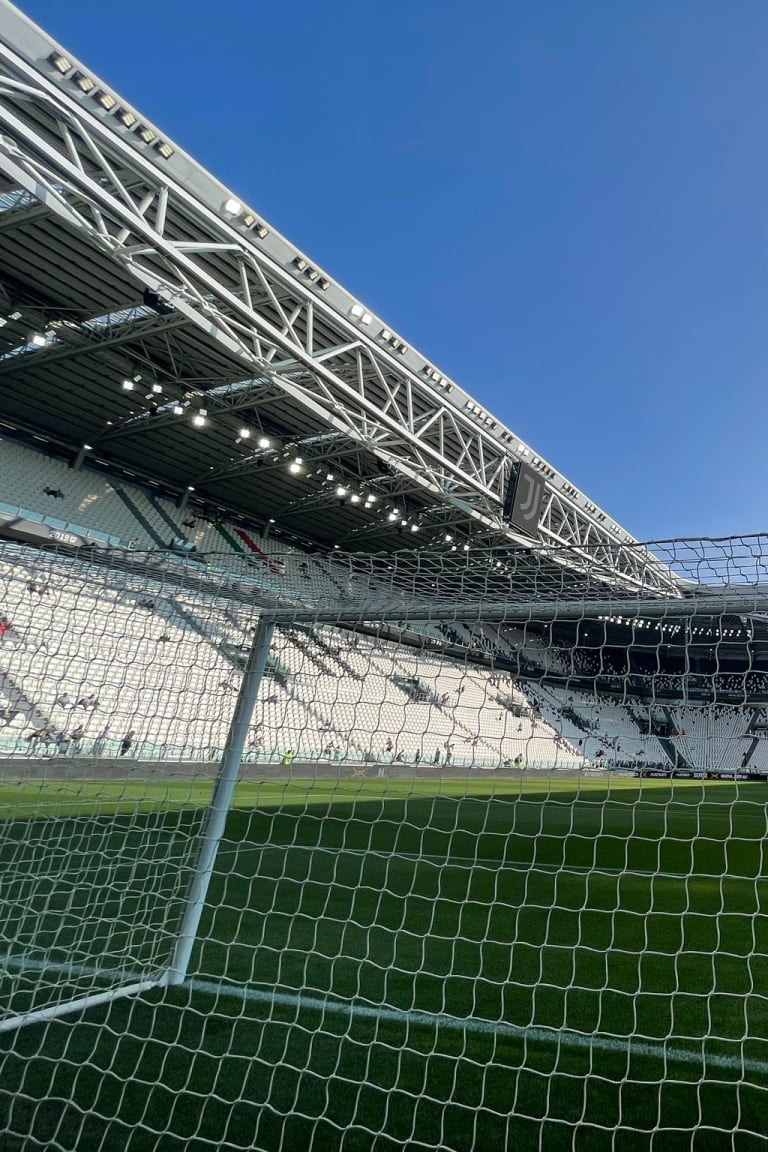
[1, 951, 765, 1078]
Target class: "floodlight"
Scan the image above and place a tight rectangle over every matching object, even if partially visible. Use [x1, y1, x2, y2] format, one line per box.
[239, 428, 251, 439]
[172, 405, 183, 415]
[83, 444, 92, 451]
[222, 198, 241, 216]
[326, 472, 335, 481]
[463, 544, 470, 551]
[151, 383, 162, 394]
[257, 436, 271, 449]
[29, 332, 46, 347]
[288, 461, 302, 474]
[318, 278, 330, 291]
[410, 524, 419, 532]
[95, 91, 116, 110]
[444, 534, 453, 542]
[117, 108, 137, 128]
[387, 512, 398, 522]
[73, 72, 95, 93]
[294, 258, 308, 272]
[350, 494, 360, 504]
[349, 304, 363, 319]
[306, 269, 319, 281]
[137, 126, 156, 144]
[48, 53, 71, 74]
[254, 224, 269, 239]
[336, 486, 347, 498]
[241, 213, 256, 228]
[155, 142, 174, 159]
[192, 414, 206, 427]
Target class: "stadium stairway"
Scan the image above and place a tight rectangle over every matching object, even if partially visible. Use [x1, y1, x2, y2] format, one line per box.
[283, 628, 336, 677]
[0, 664, 52, 734]
[167, 597, 245, 673]
[309, 629, 364, 682]
[233, 528, 284, 574]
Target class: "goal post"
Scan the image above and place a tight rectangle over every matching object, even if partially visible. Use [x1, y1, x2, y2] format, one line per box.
[166, 614, 274, 987]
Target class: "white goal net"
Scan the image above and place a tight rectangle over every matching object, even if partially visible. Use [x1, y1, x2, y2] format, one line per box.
[1, 536, 767, 1150]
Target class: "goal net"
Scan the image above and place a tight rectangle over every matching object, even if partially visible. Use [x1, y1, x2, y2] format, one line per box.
[1, 536, 767, 1149]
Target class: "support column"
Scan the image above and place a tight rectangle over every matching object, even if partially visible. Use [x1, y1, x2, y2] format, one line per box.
[165, 614, 275, 985]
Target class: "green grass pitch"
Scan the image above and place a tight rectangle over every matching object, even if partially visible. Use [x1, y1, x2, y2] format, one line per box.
[1, 773, 767, 1151]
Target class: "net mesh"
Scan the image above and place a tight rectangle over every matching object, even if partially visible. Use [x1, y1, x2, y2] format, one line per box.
[1, 537, 768, 1149]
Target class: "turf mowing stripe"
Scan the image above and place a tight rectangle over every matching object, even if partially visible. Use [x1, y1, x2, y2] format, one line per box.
[2, 951, 765, 1078]
[215, 842, 763, 881]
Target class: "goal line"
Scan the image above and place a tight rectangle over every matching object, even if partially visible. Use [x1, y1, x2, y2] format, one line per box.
[0, 950, 762, 1077]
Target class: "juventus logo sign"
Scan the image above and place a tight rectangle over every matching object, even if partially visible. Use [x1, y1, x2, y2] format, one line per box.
[502, 461, 545, 536]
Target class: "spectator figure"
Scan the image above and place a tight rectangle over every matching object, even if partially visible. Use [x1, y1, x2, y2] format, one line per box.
[299, 562, 310, 579]
[70, 725, 85, 754]
[0, 618, 11, 638]
[56, 693, 71, 708]
[414, 750, 421, 765]
[120, 730, 135, 757]
[43, 487, 64, 499]
[385, 738, 394, 755]
[433, 749, 441, 765]
[92, 726, 109, 756]
[282, 750, 295, 766]
[158, 634, 171, 644]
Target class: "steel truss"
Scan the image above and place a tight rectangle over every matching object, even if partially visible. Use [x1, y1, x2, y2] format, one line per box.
[0, 6, 676, 595]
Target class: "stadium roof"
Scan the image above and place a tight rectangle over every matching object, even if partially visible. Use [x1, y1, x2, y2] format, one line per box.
[0, 1, 677, 596]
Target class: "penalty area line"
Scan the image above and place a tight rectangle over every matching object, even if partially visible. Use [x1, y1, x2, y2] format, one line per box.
[0, 951, 765, 1078]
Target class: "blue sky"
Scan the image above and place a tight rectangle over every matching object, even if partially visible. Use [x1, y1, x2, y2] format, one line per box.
[17, 0, 768, 542]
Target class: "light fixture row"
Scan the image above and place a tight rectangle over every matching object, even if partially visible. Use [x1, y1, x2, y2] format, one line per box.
[47, 53, 174, 159]
[293, 257, 330, 291]
[221, 198, 269, 238]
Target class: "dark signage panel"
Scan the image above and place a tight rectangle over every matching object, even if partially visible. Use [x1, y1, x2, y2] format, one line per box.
[503, 461, 546, 535]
